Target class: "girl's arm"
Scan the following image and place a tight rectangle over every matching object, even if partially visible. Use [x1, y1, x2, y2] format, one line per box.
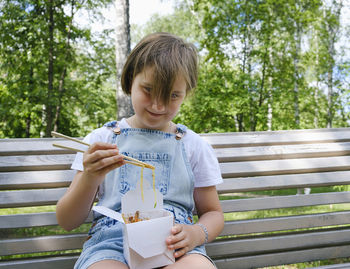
[193, 185, 224, 242]
[56, 142, 125, 231]
[166, 186, 224, 258]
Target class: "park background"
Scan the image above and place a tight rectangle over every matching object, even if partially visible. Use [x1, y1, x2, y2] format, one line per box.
[1, 1, 350, 268]
[1, 0, 349, 139]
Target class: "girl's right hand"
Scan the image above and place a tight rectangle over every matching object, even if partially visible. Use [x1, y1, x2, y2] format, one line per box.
[82, 142, 125, 187]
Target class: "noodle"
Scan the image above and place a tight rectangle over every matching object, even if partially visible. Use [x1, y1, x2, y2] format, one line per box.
[152, 168, 157, 208]
[135, 162, 156, 207]
[141, 166, 144, 202]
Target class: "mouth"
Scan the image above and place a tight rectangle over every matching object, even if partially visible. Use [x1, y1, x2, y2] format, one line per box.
[147, 110, 165, 117]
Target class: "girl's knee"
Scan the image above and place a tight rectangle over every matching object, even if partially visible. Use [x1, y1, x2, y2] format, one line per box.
[87, 259, 129, 269]
[164, 253, 215, 269]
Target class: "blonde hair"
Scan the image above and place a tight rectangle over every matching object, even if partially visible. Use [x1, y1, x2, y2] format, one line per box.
[121, 32, 198, 105]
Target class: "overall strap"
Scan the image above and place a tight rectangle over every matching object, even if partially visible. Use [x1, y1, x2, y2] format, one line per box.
[175, 124, 187, 140]
[103, 120, 121, 135]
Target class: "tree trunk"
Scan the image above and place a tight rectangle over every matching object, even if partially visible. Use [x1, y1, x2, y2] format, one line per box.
[115, 0, 133, 120]
[314, 31, 319, 128]
[45, 0, 54, 137]
[54, 1, 75, 132]
[293, 22, 301, 129]
[325, 1, 342, 128]
[267, 77, 273, 131]
[54, 67, 66, 132]
[25, 115, 31, 138]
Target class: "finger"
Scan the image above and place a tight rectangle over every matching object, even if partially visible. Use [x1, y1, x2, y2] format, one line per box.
[86, 149, 120, 164]
[88, 154, 124, 171]
[174, 246, 189, 258]
[171, 224, 183, 235]
[98, 159, 126, 175]
[167, 230, 186, 248]
[166, 225, 182, 245]
[169, 235, 188, 251]
[87, 142, 117, 154]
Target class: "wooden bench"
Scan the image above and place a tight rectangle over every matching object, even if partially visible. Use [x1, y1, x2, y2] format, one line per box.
[1, 127, 350, 269]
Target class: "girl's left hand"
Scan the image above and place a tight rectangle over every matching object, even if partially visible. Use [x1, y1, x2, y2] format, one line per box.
[166, 224, 203, 258]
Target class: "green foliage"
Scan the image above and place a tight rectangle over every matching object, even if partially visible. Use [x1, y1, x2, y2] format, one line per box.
[0, 0, 116, 138]
[185, 0, 349, 132]
[0, 0, 349, 137]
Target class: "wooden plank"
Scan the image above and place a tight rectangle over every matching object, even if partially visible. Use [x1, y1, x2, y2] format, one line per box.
[220, 156, 350, 178]
[0, 212, 93, 229]
[0, 188, 67, 208]
[0, 155, 75, 172]
[0, 138, 86, 156]
[213, 245, 350, 269]
[208, 228, 350, 258]
[2, 128, 350, 154]
[0, 255, 78, 269]
[0, 234, 86, 256]
[214, 142, 350, 162]
[220, 191, 350, 212]
[221, 211, 350, 236]
[201, 128, 350, 148]
[0, 170, 75, 190]
[217, 171, 350, 193]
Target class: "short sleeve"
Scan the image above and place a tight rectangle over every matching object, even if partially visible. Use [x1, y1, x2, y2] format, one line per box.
[183, 130, 223, 188]
[70, 127, 112, 171]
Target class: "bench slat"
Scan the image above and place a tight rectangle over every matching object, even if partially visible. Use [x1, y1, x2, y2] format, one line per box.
[0, 155, 75, 172]
[0, 212, 57, 229]
[2, 188, 349, 211]
[0, 170, 74, 190]
[0, 255, 78, 269]
[221, 211, 350, 236]
[215, 142, 350, 162]
[220, 156, 350, 178]
[0, 138, 85, 156]
[0, 234, 86, 256]
[201, 129, 350, 148]
[213, 245, 350, 269]
[208, 228, 350, 258]
[221, 191, 350, 212]
[0, 188, 67, 208]
[1, 210, 348, 234]
[217, 171, 350, 193]
[0, 212, 93, 229]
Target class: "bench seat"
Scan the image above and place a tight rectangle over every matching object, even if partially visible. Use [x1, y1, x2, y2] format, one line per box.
[1, 128, 350, 268]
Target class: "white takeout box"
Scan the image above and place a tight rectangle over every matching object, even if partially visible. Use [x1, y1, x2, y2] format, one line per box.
[93, 180, 175, 269]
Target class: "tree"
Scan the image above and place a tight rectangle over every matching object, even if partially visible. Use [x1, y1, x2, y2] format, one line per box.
[115, 0, 133, 120]
[0, 0, 117, 138]
[190, 0, 348, 132]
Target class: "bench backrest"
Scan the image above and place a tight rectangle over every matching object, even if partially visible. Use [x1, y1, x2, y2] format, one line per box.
[1, 128, 350, 269]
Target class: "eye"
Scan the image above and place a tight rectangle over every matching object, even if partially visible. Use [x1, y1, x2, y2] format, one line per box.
[171, 93, 179, 99]
[143, 87, 151, 94]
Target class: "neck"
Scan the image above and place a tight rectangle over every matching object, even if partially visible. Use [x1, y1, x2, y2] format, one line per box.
[126, 116, 175, 134]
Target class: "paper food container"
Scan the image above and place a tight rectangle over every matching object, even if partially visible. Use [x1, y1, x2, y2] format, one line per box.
[93, 180, 175, 269]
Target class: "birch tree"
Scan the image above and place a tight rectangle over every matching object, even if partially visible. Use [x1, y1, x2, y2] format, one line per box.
[322, 0, 342, 128]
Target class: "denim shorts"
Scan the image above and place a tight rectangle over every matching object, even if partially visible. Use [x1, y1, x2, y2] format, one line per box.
[74, 216, 215, 269]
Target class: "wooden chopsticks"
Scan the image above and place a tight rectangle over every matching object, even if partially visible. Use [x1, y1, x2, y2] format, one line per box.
[51, 131, 155, 169]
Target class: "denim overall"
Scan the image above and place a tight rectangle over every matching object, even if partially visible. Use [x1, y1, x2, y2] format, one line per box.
[74, 121, 211, 269]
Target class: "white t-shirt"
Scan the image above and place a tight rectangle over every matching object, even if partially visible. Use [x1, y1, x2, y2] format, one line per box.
[71, 119, 223, 188]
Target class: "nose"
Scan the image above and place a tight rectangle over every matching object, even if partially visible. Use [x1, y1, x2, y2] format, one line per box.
[151, 99, 166, 112]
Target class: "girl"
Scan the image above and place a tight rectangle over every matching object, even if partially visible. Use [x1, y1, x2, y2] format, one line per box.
[56, 32, 224, 269]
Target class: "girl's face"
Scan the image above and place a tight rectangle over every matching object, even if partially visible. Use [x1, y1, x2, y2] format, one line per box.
[130, 67, 187, 131]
